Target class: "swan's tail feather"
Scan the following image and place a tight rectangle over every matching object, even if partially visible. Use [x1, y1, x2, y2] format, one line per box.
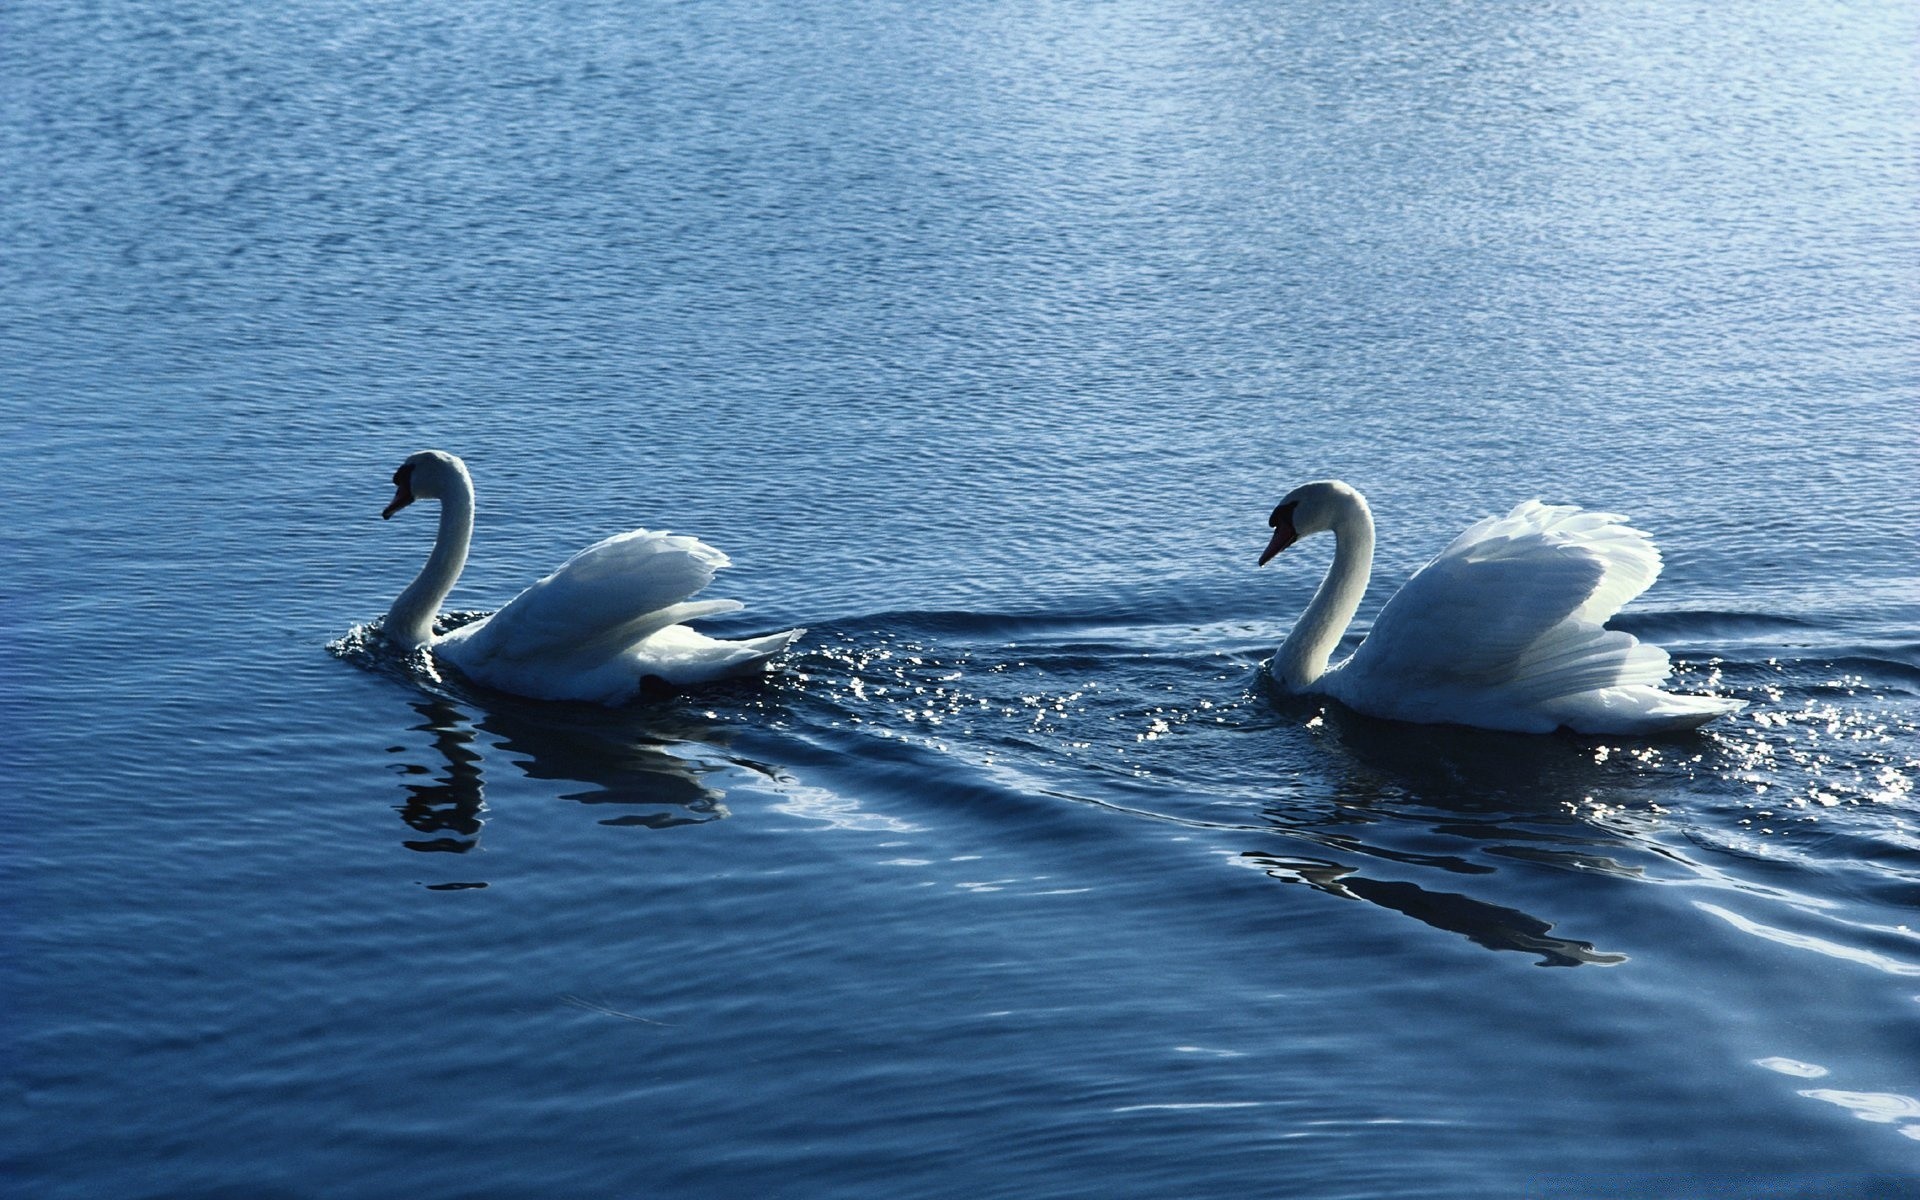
[734, 627, 807, 658]
[1553, 687, 1747, 735]
[629, 625, 807, 687]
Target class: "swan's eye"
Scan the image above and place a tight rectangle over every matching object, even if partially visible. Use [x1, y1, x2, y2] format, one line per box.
[393, 463, 414, 487]
[1269, 502, 1297, 529]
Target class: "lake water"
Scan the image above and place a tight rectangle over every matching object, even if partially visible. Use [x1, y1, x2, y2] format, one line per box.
[5, 1, 1918, 1195]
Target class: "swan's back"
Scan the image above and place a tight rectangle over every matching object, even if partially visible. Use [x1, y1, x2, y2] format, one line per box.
[449, 530, 736, 665]
[438, 529, 801, 702]
[1330, 501, 1742, 734]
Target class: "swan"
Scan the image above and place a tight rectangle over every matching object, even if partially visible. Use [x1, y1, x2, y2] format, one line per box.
[377, 450, 802, 703]
[1257, 480, 1744, 735]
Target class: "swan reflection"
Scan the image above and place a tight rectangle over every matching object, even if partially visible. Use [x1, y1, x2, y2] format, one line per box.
[1236, 699, 1658, 965]
[394, 695, 487, 854]
[1240, 851, 1626, 967]
[386, 692, 754, 866]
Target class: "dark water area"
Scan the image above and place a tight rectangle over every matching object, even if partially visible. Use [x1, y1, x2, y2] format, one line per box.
[5, 1, 1918, 1196]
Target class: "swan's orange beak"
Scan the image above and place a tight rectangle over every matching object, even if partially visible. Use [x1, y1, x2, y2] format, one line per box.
[382, 469, 415, 520]
[1259, 504, 1298, 566]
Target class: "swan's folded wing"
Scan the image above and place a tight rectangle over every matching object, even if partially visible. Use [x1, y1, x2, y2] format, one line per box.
[452, 529, 739, 665]
[1344, 502, 1667, 695]
[1433, 501, 1662, 624]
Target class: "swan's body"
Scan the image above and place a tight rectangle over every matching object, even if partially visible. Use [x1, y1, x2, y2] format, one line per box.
[1257, 480, 1743, 735]
[380, 451, 802, 703]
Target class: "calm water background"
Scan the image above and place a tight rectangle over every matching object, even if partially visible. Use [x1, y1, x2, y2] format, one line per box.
[5, 0, 1918, 1195]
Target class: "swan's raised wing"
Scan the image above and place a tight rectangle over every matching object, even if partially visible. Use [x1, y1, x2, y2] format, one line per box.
[447, 529, 744, 667]
[1341, 502, 1670, 703]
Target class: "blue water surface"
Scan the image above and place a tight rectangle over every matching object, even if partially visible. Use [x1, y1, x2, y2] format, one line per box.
[5, 1, 1918, 1196]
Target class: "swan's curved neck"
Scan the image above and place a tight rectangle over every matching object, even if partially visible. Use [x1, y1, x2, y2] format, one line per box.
[385, 476, 473, 649]
[1276, 494, 1374, 690]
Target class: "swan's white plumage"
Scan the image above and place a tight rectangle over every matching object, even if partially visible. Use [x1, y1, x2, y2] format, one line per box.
[380, 451, 801, 704]
[437, 528, 802, 699]
[441, 530, 737, 668]
[1264, 483, 1743, 735]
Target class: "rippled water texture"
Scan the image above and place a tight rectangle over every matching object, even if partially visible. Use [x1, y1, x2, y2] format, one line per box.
[6, 1, 1918, 1196]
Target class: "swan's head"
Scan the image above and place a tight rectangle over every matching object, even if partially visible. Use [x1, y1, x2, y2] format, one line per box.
[1260, 479, 1364, 565]
[382, 450, 470, 520]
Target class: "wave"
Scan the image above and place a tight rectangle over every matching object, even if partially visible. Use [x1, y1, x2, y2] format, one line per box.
[325, 600, 1919, 984]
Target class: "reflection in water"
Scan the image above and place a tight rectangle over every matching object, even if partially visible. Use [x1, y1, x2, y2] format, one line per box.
[779, 635, 1652, 966]
[393, 696, 487, 854]
[485, 700, 731, 830]
[1241, 701, 1648, 965]
[1758, 1056, 1920, 1142]
[1242, 852, 1626, 967]
[385, 692, 760, 872]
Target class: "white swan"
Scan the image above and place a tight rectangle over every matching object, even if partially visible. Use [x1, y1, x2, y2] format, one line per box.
[1257, 480, 1744, 735]
[378, 450, 803, 703]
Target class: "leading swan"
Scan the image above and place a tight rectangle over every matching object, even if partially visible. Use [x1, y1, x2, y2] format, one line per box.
[1257, 480, 1743, 735]
[379, 450, 802, 703]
